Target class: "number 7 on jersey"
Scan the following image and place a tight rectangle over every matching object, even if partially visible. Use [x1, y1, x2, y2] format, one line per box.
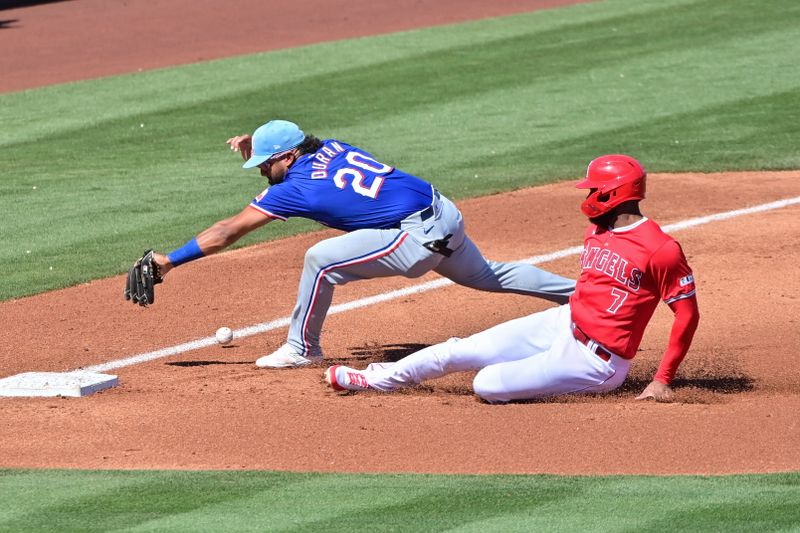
[607, 287, 628, 314]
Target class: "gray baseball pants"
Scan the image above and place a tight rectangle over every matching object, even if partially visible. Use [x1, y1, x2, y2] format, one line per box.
[286, 192, 575, 355]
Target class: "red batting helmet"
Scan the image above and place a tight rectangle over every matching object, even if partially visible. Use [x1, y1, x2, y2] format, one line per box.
[575, 154, 646, 217]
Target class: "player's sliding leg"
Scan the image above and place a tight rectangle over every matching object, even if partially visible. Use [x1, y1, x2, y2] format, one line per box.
[364, 306, 563, 391]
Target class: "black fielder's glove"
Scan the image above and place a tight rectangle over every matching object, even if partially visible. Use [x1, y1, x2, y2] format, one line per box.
[124, 250, 163, 307]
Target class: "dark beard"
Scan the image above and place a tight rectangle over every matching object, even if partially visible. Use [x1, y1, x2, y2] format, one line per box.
[589, 211, 615, 228]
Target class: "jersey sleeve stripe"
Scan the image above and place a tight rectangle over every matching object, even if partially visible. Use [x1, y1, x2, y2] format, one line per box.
[248, 203, 286, 221]
[665, 290, 696, 304]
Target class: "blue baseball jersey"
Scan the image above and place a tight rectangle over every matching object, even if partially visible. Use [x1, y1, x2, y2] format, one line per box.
[249, 140, 434, 231]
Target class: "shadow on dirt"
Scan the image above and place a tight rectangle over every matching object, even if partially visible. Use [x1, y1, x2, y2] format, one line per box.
[464, 373, 757, 405]
[348, 343, 429, 362]
[615, 375, 755, 395]
[1, 1, 71, 11]
[0, 0, 71, 29]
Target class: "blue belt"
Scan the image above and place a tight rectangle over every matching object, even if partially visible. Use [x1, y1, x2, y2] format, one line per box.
[418, 204, 435, 222]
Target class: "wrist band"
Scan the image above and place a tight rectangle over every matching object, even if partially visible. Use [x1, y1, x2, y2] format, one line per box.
[167, 237, 205, 267]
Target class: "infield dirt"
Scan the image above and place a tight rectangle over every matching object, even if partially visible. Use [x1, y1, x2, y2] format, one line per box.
[1, 0, 798, 475]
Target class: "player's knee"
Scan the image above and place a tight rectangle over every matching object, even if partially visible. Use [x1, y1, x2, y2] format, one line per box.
[304, 243, 332, 269]
[304, 243, 351, 286]
[472, 369, 508, 404]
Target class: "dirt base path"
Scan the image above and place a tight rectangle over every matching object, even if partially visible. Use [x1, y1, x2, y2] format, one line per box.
[2, 171, 799, 475]
[0, 0, 587, 93]
[2, 0, 798, 476]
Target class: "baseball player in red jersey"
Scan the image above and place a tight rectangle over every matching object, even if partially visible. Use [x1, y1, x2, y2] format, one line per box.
[325, 155, 700, 402]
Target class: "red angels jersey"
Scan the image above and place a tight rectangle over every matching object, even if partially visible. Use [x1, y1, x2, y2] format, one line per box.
[570, 218, 696, 358]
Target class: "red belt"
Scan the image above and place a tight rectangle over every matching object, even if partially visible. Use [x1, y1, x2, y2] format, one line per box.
[571, 323, 614, 362]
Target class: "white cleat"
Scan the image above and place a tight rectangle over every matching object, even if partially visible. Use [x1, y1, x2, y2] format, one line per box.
[324, 365, 370, 391]
[255, 343, 322, 368]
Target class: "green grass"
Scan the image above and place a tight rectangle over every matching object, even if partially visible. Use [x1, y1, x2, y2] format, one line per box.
[1, 469, 799, 532]
[1, 0, 799, 300]
[2, 2, 799, 530]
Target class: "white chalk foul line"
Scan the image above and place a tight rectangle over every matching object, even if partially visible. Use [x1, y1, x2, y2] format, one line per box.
[84, 195, 800, 373]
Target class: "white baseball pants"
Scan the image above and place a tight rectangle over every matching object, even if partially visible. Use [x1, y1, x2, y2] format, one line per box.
[365, 304, 631, 402]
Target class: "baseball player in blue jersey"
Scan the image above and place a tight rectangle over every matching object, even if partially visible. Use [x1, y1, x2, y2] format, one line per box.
[130, 120, 575, 368]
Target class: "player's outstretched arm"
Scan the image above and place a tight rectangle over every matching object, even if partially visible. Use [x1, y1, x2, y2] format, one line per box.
[149, 206, 273, 277]
[195, 206, 273, 254]
[635, 296, 700, 402]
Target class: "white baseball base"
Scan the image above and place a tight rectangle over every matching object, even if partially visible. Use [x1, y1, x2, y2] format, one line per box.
[0, 371, 118, 398]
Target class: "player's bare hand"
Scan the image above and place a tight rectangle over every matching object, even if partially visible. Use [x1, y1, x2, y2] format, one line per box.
[226, 135, 253, 161]
[152, 252, 174, 277]
[635, 380, 674, 402]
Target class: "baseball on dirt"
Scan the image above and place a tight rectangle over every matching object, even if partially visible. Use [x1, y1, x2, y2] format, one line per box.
[215, 326, 234, 345]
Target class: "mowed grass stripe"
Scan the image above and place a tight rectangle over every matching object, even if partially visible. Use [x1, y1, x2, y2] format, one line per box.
[455, 88, 800, 190]
[1, 470, 799, 532]
[0, 0, 692, 143]
[4, 1, 798, 158]
[1, 0, 799, 300]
